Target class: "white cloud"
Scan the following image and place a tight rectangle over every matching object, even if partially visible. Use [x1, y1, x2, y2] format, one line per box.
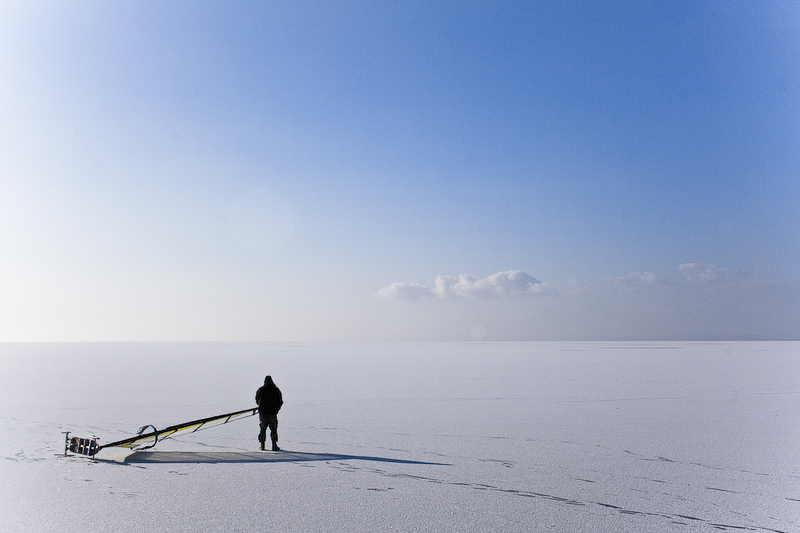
[376, 282, 432, 301]
[378, 270, 554, 301]
[678, 263, 736, 283]
[373, 263, 798, 341]
[434, 270, 554, 298]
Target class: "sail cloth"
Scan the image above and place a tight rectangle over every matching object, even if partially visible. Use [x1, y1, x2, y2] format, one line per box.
[71, 407, 259, 456]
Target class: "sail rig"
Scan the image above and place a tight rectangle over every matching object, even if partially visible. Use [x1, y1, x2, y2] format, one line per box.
[64, 407, 258, 457]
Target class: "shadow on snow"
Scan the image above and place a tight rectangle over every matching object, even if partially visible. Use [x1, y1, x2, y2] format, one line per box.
[121, 450, 450, 466]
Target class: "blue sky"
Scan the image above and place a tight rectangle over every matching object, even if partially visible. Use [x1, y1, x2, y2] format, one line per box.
[1, 0, 798, 341]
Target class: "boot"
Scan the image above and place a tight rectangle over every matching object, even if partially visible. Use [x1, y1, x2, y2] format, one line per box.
[272, 441, 280, 451]
[260, 442, 265, 451]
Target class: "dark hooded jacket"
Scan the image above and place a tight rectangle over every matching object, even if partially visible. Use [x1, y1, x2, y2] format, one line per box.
[256, 375, 283, 416]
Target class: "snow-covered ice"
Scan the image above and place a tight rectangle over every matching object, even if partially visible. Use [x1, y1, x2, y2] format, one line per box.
[1, 342, 798, 532]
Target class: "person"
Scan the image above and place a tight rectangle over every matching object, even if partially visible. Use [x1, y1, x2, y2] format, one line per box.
[256, 375, 283, 451]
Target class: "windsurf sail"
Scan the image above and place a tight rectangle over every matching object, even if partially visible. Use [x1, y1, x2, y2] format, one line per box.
[66, 407, 258, 457]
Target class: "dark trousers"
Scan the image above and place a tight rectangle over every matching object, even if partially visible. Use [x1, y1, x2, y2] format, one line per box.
[259, 412, 278, 445]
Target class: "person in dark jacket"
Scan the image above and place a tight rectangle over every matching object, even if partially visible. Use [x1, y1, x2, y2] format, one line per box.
[256, 375, 283, 451]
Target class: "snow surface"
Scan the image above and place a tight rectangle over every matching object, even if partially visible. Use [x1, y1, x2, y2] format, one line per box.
[1, 342, 799, 532]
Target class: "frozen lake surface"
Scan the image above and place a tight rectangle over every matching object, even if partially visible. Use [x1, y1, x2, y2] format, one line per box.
[1, 342, 798, 532]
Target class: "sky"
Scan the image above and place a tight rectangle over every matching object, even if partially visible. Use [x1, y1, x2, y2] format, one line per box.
[1, 0, 798, 341]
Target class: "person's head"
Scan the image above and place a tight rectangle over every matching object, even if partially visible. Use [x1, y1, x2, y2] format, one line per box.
[264, 375, 273, 386]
